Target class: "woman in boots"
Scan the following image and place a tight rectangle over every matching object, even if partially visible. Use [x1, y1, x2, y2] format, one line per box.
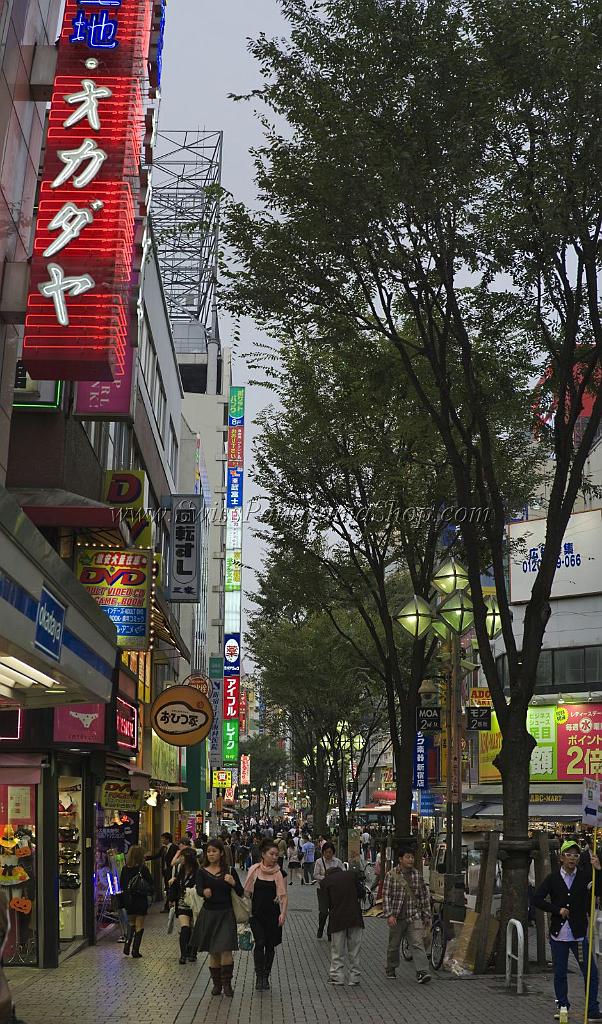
[170, 847, 200, 964]
[193, 838, 243, 997]
[245, 839, 288, 991]
[120, 845, 153, 959]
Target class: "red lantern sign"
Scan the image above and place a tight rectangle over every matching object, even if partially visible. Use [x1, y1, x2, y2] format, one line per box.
[22, 0, 152, 381]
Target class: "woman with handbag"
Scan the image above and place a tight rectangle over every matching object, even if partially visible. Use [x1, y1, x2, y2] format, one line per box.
[192, 838, 243, 997]
[170, 847, 201, 965]
[245, 839, 288, 991]
[119, 845, 153, 959]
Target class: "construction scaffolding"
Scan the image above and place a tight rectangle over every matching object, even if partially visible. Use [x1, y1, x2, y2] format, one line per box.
[152, 129, 223, 332]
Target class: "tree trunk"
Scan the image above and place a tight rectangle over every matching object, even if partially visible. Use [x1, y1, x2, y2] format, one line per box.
[493, 703, 535, 972]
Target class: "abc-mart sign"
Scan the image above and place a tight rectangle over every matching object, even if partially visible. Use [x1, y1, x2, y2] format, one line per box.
[22, 0, 153, 383]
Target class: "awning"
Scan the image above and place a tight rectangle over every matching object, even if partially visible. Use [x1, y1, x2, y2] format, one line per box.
[129, 769, 152, 792]
[463, 799, 581, 821]
[153, 586, 191, 661]
[0, 753, 47, 785]
[371, 790, 397, 804]
[11, 488, 132, 547]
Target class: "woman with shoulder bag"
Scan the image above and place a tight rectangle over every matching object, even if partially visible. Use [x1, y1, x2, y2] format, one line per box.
[192, 838, 243, 997]
[245, 839, 288, 991]
[120, 845, 153, 959]
[170, 847, 200, 964]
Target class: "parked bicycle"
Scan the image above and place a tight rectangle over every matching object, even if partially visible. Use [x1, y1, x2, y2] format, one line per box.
[401, 903, 447, 970]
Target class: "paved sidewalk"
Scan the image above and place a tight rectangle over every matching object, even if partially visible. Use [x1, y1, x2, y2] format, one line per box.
[4, 880, 589, 1024]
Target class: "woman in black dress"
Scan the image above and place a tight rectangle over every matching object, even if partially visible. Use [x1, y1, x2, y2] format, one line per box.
[192, 838, 243, 997]
[244, 840, 288, 990]
[119, 845, 153, 959]
[169, 846, 200, 964]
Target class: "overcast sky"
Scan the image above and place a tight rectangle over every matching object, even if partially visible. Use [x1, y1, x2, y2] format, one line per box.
[159, 2, 288, 647]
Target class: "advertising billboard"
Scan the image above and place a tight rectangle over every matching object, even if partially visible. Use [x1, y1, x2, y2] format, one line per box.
[478, 704, 602, 783]
[509, 509, 602, 603]
[167, 498, 202, 602]
[77, 548, 152, 650]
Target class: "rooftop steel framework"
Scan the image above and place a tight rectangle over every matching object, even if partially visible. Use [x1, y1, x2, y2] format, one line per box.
[152, 129, 223, 329]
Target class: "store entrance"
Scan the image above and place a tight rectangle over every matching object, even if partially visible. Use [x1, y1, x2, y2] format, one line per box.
[58, 776, 83, 951]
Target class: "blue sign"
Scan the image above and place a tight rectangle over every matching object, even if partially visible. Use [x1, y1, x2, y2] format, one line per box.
[418, 790, 443, 816]
[107, 607, 147, 639]
[223, 633, 241, 676]
[226, 468, 244, 509]
[35, 586, 66, 662]
[70, 10, 120, 49]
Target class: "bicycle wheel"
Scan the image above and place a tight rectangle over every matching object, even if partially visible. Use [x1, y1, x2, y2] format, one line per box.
[361, 888, 374, 913]
[430, 919, 446, 971]
[401, 935, 413, 961]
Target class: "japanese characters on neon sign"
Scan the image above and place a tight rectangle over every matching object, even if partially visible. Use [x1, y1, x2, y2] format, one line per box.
[222, 387, 245, 772]
[223, 677, 240, 720]
[22, 0, 153, 382]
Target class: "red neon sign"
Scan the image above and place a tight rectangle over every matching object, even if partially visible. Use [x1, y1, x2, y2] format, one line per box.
[22, 0, 152, 381]
[116, 697, 138, 750]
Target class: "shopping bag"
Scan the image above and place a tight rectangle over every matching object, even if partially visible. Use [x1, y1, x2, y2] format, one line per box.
[237, 924, 254, 951]
[167, 906, 176, 934]
[183, 887, 204, 924]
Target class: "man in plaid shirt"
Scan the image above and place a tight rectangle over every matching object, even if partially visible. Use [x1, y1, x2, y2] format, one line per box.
[383, 844, 432, 983]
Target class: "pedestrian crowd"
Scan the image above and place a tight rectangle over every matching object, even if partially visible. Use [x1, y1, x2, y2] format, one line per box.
[116, 817, 430, 994]
[117, 819, 602, 1020]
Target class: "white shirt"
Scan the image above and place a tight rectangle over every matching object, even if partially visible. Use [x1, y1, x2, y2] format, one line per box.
[552, 867, 578, 942]
[361, 833, 370, 845]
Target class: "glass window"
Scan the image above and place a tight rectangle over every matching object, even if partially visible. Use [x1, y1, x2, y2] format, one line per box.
[0, 783, 37, 966]
[535, 649, 553, 692]
[585, 647, 602, 685]
[554, 648, 584, 688]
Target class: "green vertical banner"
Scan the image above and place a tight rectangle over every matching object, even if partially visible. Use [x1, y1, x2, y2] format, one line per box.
[223, 719, 239, 763]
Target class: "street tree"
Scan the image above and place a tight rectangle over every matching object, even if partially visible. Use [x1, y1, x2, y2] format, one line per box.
[224, 0, 602, 948]
[239, 733, 288, 819]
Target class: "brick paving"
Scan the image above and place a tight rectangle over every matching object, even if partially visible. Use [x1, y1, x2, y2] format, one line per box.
[3, 880, 593, 1024]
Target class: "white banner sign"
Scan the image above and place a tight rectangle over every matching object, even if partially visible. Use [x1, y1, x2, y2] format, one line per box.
[509, 510, 602, 604]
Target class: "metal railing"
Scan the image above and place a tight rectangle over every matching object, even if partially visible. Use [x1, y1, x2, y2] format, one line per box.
[505, 918, 524, 994]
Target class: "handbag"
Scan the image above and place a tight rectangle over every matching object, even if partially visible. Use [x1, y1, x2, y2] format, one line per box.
[231, 890, 251, 924]
[183, 886, 204, 923]
[166, 905, 176, 934]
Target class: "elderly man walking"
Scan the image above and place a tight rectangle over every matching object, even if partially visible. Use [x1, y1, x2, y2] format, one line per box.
[383, 844, 432, 984]
[322, 863, 364, 986]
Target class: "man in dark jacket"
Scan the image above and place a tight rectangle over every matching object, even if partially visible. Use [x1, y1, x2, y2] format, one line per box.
[533, 838, 602, 1022]
[322, 865, 364, 986]
[146, 832, 178, 911]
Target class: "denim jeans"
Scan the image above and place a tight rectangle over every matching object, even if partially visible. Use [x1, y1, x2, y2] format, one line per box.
[551, 937, 600, 1015]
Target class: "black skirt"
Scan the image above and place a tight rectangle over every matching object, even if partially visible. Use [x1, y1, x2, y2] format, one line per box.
[193, 905, 238, 953]
[250, 879, 282, 949]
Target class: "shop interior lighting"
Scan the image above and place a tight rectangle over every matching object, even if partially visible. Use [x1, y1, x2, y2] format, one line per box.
[0, 657, 65, 690]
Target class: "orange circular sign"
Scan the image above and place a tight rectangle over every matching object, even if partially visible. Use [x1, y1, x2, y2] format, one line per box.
[150, 685, 214, 747]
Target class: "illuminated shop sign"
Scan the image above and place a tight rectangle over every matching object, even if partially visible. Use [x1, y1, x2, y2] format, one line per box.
[116, 697, 138, 750]
[22, 0, 153, 382]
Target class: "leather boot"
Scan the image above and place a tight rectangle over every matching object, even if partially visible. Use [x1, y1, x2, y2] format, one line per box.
[179, 925, 191, 964]
[264, 948, 275, 990]
[254, 946, 265, 989]
[209, 966, 222, 995]
[123, 925, 134, 955]
[131, 929, 144, 958]
[221, 962, 234, 997]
